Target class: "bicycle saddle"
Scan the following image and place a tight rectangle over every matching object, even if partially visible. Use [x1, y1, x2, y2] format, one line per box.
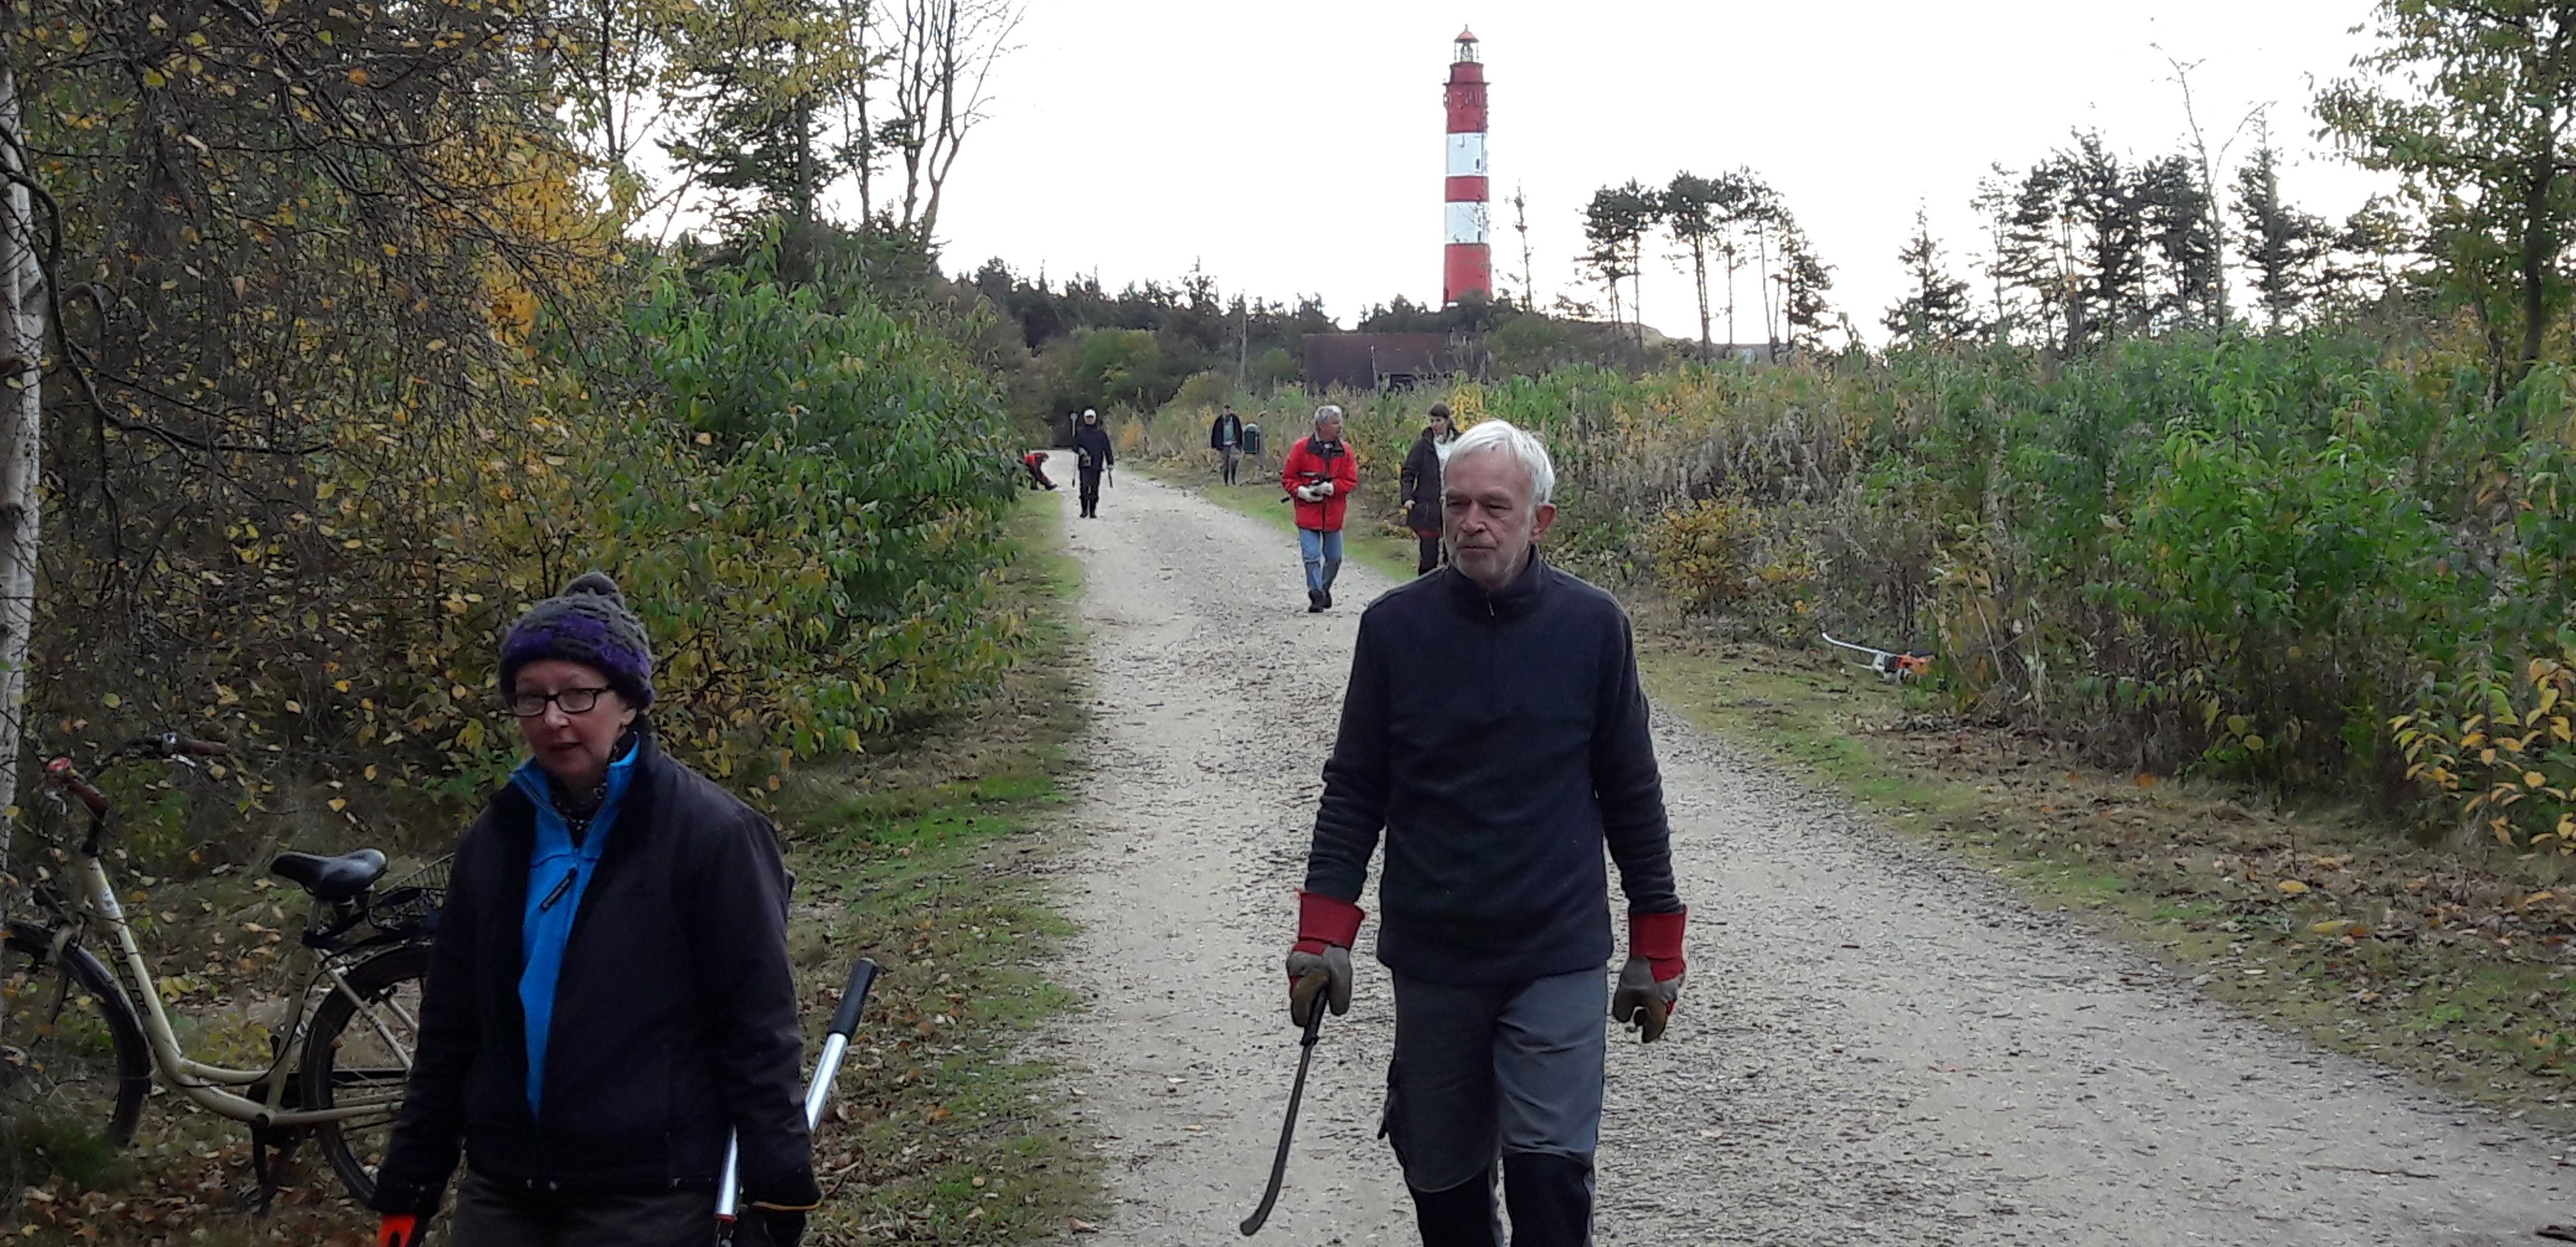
[270, 849, 389, 903]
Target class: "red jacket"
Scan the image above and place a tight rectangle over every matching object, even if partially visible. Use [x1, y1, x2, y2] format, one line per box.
[1282, 436, 1360, 532]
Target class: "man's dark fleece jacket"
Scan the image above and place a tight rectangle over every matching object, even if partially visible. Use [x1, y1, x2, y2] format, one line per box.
[1305, 550, 1682, 985]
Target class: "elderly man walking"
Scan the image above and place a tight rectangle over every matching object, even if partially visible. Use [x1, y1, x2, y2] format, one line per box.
[1280, 405, 1359, 612]
[1284, 419, 1687, 1247]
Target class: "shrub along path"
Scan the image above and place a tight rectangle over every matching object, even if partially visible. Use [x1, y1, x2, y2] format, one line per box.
[1040, 473, 2569, 1246]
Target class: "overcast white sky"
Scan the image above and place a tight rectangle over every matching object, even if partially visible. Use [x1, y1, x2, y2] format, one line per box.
[900, 1, 2396, 345]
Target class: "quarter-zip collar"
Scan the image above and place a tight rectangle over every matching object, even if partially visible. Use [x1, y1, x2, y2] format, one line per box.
[1442, 545, 1548, 622]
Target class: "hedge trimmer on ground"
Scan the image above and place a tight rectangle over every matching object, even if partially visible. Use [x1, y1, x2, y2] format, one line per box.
[1821, 632, 1933, 682]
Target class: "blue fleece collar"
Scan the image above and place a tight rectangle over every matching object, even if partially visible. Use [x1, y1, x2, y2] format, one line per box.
[511, 740, 641, 1120]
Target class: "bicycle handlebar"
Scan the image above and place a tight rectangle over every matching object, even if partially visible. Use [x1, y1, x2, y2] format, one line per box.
[115, 731, 227, 761]
[43, 758, 106, 817]
[42, 732, 231, 823]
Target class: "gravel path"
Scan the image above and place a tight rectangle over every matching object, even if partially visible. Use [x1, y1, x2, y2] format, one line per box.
[1031, 473, 2573, 1246]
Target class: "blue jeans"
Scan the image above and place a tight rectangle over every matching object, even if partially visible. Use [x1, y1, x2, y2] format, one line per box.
[1298, 527, 1343, 594]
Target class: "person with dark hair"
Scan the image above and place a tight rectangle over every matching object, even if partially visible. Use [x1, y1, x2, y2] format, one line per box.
[1073, 409, 1114, 518]
[371, 574, 816, 1247]
[1399, 404, 1459, 576]
[1286, 420, 1686, 1247]
[1210, 405, 1246, 485]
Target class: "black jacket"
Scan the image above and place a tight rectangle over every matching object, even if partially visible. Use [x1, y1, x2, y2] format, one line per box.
[1211, 413, 1243, 450]
[1073, 422, 1114, 474]
[1305, 553, 1681, 985]
[371, 735, 816, 1215]
[1399, 430, 1449, 534]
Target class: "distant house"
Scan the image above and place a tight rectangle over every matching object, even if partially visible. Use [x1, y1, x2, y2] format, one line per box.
[1302, 333, 1475, 393]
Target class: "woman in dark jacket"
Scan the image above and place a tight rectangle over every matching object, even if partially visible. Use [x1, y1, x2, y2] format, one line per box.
[1399, 403, 1459, 575]
[1073, 408, 1115, 518]
[371, 573, 816, 1247]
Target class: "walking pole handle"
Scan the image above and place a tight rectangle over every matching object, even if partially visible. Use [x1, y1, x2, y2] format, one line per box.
[717, 956, 883, 1236]
[830, 958, 881, 1038]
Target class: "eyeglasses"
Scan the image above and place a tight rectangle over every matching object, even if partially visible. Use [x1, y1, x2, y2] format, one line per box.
[505, 686, 614, 717]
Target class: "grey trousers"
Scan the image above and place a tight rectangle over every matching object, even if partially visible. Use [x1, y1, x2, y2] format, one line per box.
[1384, 969, 1607, 1246]
[447, 1170, 714, 1247]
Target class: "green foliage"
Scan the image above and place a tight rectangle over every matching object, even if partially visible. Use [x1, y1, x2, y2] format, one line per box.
[2317, 1, 2576, 384]
[1133, 330, 2576, 841]
[1647, 495, 1816, 620]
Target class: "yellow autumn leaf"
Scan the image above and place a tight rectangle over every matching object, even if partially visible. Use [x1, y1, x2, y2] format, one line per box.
[2526, 771, 2549, 788]
[2277, 880, 2309, 895]
[327, 798, 347, 813]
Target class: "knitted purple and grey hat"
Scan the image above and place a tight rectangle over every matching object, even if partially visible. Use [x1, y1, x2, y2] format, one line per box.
[497, 571, 654, 709]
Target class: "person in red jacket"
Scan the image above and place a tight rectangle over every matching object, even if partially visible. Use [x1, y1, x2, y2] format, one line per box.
[1282, 405, 1360, 612]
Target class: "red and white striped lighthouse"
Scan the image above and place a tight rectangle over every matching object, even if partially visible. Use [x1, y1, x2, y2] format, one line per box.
[1442, 28, 1492, 306]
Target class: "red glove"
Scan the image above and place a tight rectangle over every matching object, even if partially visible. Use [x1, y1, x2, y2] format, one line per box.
[379, 1214, 427, 1247]
[1611, 908, 1687, 1043]
[1284, 891, 1364, 1027]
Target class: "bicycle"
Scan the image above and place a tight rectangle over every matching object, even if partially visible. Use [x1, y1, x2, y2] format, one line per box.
[3, 730, 446, 1206]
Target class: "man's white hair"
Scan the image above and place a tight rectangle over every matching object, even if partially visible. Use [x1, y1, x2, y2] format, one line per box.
[1446, 418, 1556, 506]
[1313, 404, 1345, 428]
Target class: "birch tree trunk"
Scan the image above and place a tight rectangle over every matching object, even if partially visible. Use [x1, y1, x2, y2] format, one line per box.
[0, 49, 46, 870]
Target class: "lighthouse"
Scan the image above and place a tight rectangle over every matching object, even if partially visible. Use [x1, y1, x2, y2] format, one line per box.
[1442, 28, 1492, 306]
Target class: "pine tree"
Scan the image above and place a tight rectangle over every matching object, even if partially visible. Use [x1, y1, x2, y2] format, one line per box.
[2231, 143, 2334, 328]
[1884, 207, 1976, 346]
[1774, 216, 1836, 356]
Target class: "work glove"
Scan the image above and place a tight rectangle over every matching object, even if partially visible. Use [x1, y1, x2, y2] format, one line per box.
[379, 1215, 428, 1247]
[1610, 908, 1688, 1043]
[1294, 485, 1323, 503]
[1314, 480, 1336, 497]
[1284, 891, 1364, 1027]
[734, 1205, 809, 1247]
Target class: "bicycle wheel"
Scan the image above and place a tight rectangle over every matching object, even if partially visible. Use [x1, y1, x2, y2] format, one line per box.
[299, 943, 428, 1204]
[0, 919, 150, 1186]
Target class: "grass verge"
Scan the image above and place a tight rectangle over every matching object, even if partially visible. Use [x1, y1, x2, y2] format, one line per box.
[778, 492, 1099, 1242]
[1641, 632, 2576, 1127]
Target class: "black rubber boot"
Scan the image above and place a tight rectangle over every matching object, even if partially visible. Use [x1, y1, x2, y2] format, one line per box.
[1501, 1151, 1592, 1247]
[1407, 1166, 1499, 1247]
[1307, 589, 1324, 613]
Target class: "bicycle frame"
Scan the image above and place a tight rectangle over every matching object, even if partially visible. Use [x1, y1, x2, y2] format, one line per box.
[51, 836, 415, 1129]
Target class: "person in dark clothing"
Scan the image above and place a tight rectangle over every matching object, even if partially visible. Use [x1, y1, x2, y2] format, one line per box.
[1073, 409, 1114, 518]
[1021, 450, 1056, 490]
[1399, 404, 1459, 576]
[1210, 406, 1245, 485]
[371, 574, 816, 1247]
[1285, 419, 1687, 1247]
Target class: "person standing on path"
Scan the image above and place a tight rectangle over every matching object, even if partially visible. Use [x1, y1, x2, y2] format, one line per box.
[1281, 405, 1360, 612]
[1284, 419, 1688, 1247]
[1073, 408, 1114, 519]
[371, 573, 815, 1247]
[1210, 405, 1245, 485]
[1399, 403, 1460, 576]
